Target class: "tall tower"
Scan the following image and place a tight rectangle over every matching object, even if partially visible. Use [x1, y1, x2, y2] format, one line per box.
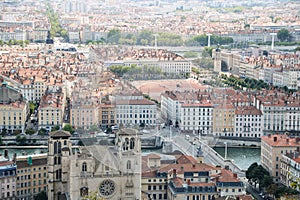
[45, 30, 54, 53]
[117, 128, 141, 199]
[212, 48, 222, 72]
[207, 33, 212, 47]
[47, 130, 72, 200]
[270, 33, 277, 50]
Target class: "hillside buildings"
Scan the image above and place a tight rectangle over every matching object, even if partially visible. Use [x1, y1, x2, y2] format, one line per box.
[213, 49, 300, 90]
[142, 153, 246, 200]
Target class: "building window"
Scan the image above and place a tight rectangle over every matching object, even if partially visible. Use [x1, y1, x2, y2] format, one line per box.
[127, 160, 131, 170]
[130, 138, 135, 149]
[82, 162, 87, 172]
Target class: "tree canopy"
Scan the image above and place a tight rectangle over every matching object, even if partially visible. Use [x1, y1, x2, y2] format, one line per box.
[107, 29, 121, 44]
[277, 28, 291, 42]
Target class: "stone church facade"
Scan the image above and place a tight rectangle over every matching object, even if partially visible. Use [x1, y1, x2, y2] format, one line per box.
[47, 129, 142, 200]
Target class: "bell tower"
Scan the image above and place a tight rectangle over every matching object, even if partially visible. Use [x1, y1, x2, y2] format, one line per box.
[47, 130, 72, 200]
[117, 128, 142, 199]
[45, 30, 54, 53]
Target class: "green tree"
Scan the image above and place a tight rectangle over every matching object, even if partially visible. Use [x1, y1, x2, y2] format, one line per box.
[107, 29, 121, 44]
[16, 135, 27, 145]
[137, 30, 153, 45]
[246, 162, 258, 181]
[25, 128, 35, 135]
[183, 51, 198, 58]
[277, 28, 291, 42]
[89, 124, 99, 132]
[51, 125, 60, 131]
[294, 46, 300, 52]
[63, 124, 75, 134]
[261, 175, 274, 189]
[34, 191, 47, 200]
[29, 102, 35, 114]
[38, 128, 47, 136]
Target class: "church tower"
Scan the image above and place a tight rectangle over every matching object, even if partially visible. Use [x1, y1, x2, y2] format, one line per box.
[213, 48, 222, 73]
[47, 130, 72, 200]
[117, 128, 142, 199]
[45, 30, 54, 53]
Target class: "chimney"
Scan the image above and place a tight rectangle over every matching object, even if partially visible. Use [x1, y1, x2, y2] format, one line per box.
[187, 179, 191, 185]
[173, 169, 177, 178]
[274, 136, 277, 142]
[192, 164, 196, 168]
[4, 149, 9, 159]
[233, 173, 237, 178]
[286, 139, 289, 144]
[13, 153, 17, 163]
[268, 134, 271, 138]
[296, 138, 300, 144]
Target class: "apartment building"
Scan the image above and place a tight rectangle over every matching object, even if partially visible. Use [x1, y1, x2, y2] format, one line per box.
[20, 80, 35, 102]
[261, 134, 300, 183]
[99, 102, 116, 129]
[234, 106, 263, 138]
[116, 98, 157, 127]
[0, 158, 17, 200]
[70, 98, 99, 130]
[142, 153, 245, 200]
[33, 78, 46, 101]
[254, 95, 300, 133]
[281, 151, 300, 191]
[38, 91, 65, 131]
[161, 91, 182, 125]
[0, 82, 28, 134]
[179, 101, 213, 134]
[122, 59, 191, 75]
[258, 66, 281, 84]
[273, 70, 300, 90]
[212, 104, 235, 137]
[16, 154, 48, 199]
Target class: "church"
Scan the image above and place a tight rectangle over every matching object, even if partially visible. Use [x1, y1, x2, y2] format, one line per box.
[47, 128, 142, 200]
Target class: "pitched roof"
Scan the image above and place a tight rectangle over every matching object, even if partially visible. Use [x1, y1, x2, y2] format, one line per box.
[49, 130, 71, 138]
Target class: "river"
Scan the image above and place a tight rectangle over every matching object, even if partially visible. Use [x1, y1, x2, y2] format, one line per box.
[213, 147, 261, 170]
[1, 146, 260, 171]
[0, 147, 47, 159]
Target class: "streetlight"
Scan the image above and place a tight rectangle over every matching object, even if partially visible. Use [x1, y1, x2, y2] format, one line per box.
[224, 142, 228, 160]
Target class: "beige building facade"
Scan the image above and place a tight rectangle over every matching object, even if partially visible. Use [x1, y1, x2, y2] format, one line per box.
[261, 134, 300, 183]
[16, 154, 48, 199]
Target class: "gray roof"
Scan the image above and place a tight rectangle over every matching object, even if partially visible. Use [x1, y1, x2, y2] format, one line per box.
[0, 82, 22, 104]
[49, 130, 71, 138]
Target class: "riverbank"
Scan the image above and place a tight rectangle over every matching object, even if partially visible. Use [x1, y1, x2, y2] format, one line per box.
[0, 146, 47, 149]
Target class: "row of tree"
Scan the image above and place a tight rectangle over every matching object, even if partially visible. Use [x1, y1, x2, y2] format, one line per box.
[221, 74, 270, 90]
[45, 3, 68, 40]
[0, 39, 30, 47]
[87, 29, 234, 47]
